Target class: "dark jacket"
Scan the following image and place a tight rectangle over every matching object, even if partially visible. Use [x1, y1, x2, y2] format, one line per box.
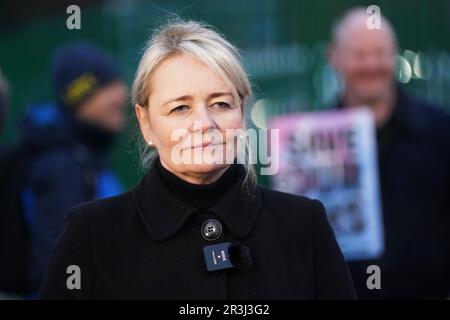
[19, 104, 123, 294]
[39, 161, 356, 300]
[337, 88, 450, 299]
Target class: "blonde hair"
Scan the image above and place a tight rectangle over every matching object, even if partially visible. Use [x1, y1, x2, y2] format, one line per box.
[131, 19, 256, 186]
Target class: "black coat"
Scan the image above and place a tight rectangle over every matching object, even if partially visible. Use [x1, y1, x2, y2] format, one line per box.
[337, 89, 450, 299]
[39, 162, 356, 300]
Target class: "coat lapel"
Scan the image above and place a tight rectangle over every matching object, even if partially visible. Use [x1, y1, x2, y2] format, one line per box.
[132, 160, 261, 241]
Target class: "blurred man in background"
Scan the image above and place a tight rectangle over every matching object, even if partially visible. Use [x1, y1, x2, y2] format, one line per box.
[328, 8, 450, 299]
[4, 42, 128, 296]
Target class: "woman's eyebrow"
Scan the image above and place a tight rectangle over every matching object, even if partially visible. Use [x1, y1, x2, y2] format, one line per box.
[207, 92, 234, 100]
[163, 95, 192, 106]
[163, 92, 234, 106]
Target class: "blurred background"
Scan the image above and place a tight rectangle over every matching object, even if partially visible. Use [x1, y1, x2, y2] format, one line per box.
[1, 0, 450, 188]
[1, 0, 450, 300]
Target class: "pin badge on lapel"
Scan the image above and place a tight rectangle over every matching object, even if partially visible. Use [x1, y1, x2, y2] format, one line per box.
[203, 242, 234, 272]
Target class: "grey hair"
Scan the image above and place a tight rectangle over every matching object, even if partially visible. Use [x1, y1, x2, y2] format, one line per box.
[131, 19, 256, 186]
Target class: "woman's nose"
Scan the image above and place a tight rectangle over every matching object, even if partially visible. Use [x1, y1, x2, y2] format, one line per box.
[189, 106, 215, 133]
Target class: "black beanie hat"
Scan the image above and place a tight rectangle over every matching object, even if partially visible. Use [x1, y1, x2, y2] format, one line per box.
[51, 42, 121, 111]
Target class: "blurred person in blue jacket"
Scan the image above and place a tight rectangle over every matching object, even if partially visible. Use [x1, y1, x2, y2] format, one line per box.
[20, 42, 128, 294]
[328, 8, 450, 299]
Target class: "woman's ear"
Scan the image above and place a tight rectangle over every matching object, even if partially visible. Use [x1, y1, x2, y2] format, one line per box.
[135, 104, 154, 145]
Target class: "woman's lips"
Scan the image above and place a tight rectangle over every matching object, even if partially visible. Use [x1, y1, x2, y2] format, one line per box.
[187, 142, 224, 150]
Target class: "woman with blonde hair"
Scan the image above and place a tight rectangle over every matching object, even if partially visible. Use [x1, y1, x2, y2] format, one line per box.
[40, 20, 355, 300]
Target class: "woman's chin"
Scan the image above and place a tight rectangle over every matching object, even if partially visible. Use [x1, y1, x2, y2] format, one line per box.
[181, 162, 228, 175]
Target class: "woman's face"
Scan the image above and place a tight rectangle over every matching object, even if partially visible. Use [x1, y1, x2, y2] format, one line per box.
[135, 54, 244, 184]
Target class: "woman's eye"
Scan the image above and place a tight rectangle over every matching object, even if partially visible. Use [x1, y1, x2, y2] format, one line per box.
[171, 105, 189, 113]
[213, 102, 231, 109]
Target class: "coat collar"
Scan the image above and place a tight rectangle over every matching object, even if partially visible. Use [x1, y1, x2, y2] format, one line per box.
[132, 160, 261, 241]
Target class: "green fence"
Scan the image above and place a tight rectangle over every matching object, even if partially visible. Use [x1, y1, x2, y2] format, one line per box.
[1, 0, 449, 188]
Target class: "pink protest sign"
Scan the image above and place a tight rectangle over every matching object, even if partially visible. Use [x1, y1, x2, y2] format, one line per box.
[270, 107, 384, 260]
